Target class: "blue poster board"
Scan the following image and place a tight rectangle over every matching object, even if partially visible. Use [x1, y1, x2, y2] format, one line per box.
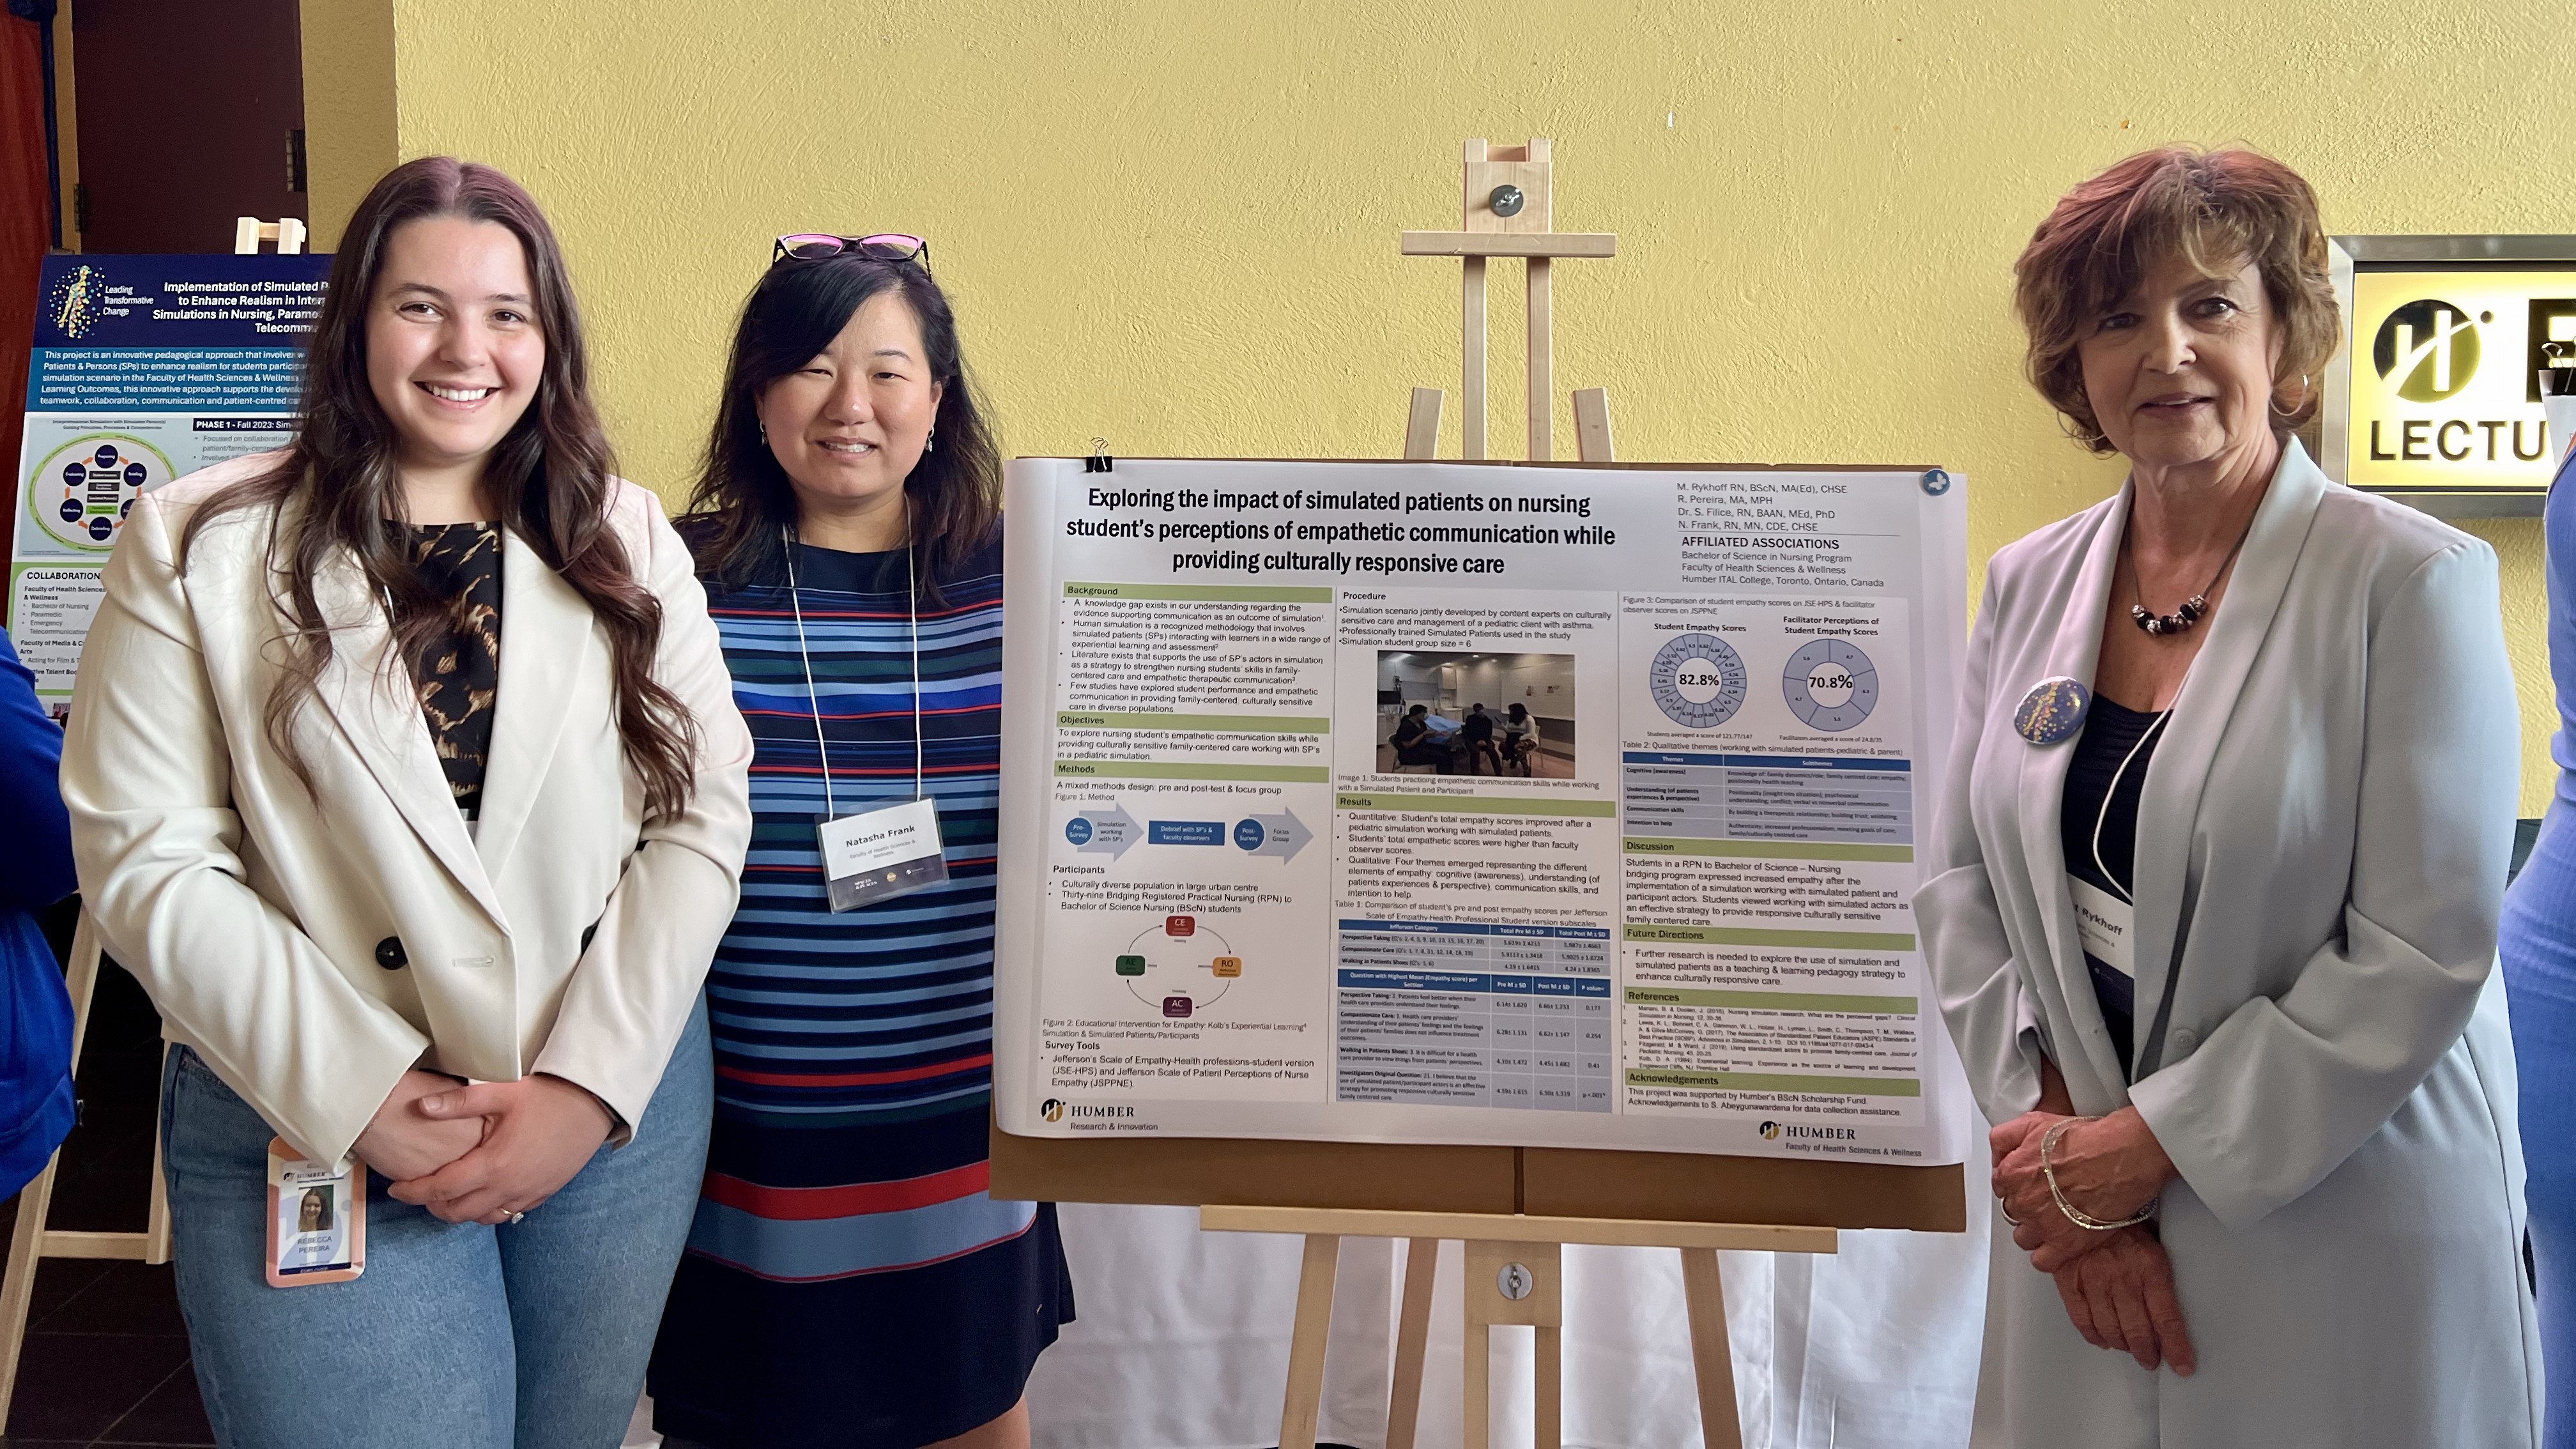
[9, 253, 333, 700]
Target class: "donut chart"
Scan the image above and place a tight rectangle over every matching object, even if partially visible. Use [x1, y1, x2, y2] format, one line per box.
[1114, 915, 1241, 1018]
[1782, 638, 1879, 732]
[1648, 632, 1749, 730]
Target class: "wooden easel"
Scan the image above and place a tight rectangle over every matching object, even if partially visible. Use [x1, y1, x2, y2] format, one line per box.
[0, 916, 173, 1422]
[1398, 137, 1616, 463]
[1215, 1206, 1834, 1449]
[1203, 139, 1843, 1449]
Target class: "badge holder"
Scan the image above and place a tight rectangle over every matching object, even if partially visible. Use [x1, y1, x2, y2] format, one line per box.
[264, 1137, 364, 1287]
[785, 521, 949, 912]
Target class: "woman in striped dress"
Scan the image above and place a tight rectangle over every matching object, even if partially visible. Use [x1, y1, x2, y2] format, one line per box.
[649, 236, 1071, 1449]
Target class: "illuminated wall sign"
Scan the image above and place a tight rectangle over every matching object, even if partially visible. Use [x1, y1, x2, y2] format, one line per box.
[2324, 237, 2576, 516]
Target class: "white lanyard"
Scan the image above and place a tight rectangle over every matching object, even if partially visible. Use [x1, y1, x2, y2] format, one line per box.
[781, 511, 925, 810]
[2087, 705, 2170, 908]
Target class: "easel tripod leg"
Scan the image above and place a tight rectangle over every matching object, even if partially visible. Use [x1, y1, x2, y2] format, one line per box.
[145, 1043, 172, 1265]
[1535, 1322, 1562, 1449]
[0, 914, 103, 1424]
[1277, 1232, 1341, 1449]
[1462, 257, 1489, 460]
[1680, 1246, 1745, 1449]
[1464, 1315, 1491, 1449]
[1386, 1236, 1438, 1449]
[0, 1146, 61, 1424]
[1526, 256, 1552, 461]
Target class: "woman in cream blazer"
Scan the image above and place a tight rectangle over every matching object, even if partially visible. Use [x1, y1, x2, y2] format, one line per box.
[59, 159, 751, 1449]
[1922, 147, 2539, 1446]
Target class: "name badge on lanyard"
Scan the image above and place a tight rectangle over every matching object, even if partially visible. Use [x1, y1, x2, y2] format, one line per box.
[2067, 875, 2135, 978]
[265, 1137, 365, 1287]
[818, 797, 949, 911]
[783, 521, 947, 914]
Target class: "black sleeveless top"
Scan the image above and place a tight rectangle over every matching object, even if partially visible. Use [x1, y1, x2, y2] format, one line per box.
[2057, 694, 2166, 1075]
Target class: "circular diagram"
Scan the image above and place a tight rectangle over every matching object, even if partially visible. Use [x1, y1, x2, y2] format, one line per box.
[1648, 632, 1749, 729]
[1115, 916, 1241, 1018]
[32, 433, 172, 552]
[1782, 638, 1880, 732]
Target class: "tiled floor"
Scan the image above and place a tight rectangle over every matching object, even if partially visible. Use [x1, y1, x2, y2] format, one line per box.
[3, 918, 214, 1449]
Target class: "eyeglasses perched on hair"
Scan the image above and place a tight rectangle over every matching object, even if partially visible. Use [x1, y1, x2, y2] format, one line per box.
[771, 233, 931, 272]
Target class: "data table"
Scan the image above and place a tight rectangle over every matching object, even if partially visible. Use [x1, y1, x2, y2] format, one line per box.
[1621, 751, 1913, 847]
[1334, 919, 1614, 1110]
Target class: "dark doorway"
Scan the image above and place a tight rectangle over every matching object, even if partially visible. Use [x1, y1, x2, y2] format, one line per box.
[71, 0, 305, 253]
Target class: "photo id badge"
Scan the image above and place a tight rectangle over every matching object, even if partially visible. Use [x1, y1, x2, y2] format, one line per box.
[264, 1137, 364, 1287]
[818, 796, 947, 911]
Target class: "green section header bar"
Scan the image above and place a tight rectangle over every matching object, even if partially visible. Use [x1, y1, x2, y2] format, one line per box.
[1624, 1069, 1922, 1097]
[1059, 712, 1330, 733]
[1064, 581, 1332, 602]
[1623, 986, 1917, 1015]
[1622, 837, 1913, 863]
[1623, 924, 1917, 951]
[1337, 792, 1618, 818]
[1055, 760, 1329, 783]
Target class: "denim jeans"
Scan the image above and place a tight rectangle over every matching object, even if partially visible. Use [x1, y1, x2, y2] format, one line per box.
[158, 999, 712, 1449]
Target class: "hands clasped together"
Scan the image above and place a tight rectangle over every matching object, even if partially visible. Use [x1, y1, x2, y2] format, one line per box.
[1990, 1060, 2195, 1376]
[351, 1069, 616, 1226]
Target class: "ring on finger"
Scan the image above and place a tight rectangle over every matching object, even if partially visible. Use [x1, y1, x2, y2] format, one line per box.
[505, 1208, 526, 1225]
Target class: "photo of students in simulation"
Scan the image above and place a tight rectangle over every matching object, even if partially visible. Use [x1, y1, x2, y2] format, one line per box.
[1375, 650, 1576, 778]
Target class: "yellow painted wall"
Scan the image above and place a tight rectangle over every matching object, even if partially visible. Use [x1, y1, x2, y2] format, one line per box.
[337, 0, 2575, 811]
[296, 0, 397, 252]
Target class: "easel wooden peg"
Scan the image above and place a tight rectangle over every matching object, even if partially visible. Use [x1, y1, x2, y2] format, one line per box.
[234, 215, 307, 254]
[1402, 139, 1616, 461]
[1204, 1206, 1835, 1449]
[0, 915, 174, 1425]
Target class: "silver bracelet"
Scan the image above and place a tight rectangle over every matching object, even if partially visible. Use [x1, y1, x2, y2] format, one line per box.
[2039, 1118, 2157, 1230]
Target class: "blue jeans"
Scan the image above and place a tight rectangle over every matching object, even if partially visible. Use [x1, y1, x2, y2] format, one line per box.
[159, 999, 712, 1449]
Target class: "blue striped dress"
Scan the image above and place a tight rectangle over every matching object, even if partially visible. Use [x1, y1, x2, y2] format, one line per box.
[649, 527, 1072, 1449]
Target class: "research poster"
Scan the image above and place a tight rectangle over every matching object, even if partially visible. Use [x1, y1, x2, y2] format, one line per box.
[995, 457, 1970, 1163]
[9, 253, 332, 704]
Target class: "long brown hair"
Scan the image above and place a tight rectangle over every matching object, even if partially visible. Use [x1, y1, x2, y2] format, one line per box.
[182, 157, 699, 820]
[684, 247, 1000, 593]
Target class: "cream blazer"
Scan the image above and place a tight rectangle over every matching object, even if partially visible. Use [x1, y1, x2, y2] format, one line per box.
[60, 451, 754, 1168]
[1917, 441, 2540, 1446]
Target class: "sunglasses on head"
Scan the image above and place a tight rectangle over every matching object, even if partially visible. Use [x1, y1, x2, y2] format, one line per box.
[771, 233, 931, 272]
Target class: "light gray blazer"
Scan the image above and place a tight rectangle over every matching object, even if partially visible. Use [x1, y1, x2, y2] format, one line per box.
[1917, 441, 2540, 1446]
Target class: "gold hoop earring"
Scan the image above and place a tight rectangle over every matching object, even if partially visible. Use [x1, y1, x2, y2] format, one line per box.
[2270, 372, 2312, 418]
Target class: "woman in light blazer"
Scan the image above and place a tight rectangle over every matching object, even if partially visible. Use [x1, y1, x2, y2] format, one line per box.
[59, 158, 752, 1449]
[1920, 146, 2540, 1446]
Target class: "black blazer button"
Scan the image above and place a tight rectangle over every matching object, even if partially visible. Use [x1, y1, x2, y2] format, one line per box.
[374, 936, 408, 970]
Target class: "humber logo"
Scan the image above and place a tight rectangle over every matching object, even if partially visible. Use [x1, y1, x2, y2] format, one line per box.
[2374, 298, 2486, 402]
[1761, 1121, 1857, 1142]
[1043, 1101, 1137, 1121]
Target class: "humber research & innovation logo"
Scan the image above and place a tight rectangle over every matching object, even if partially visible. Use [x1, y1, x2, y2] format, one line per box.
[1040, 1099, 1065, 1123]
[1758, 1120, 1781, 1140]
[2373, 298, 2486, 402]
